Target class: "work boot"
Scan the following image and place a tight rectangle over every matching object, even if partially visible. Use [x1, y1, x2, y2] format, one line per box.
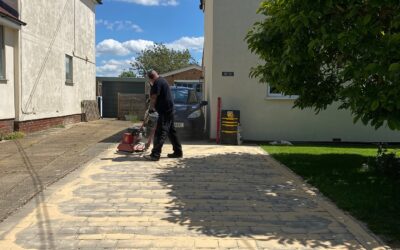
[144, 154, 160, 161]
[167, 152, 183, 158]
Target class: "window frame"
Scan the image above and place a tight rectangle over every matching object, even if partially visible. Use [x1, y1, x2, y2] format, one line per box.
[174, 80, 203, 93]
[266, 85, 298, 100]
[65, 54, 73, 85]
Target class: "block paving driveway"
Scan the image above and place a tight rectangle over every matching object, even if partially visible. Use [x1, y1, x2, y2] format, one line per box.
[0, 143, 388, 249]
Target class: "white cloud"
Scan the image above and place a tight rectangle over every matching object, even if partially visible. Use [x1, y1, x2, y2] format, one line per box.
[96, 19, 143, 33]
[96, 39, 130, 56]
[96, 57, 136, 77]
[96, 39, 155, 56]
[166, 36, 204, 52]
[112, 0, 178, 6]
[96, 36, 204, 57]
[123, 39, 155, 53]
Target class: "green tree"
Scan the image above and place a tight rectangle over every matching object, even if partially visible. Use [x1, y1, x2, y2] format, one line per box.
[132, 43, 197, 76]
[246, 0, 400, 129]
[119, 70, 137, 78]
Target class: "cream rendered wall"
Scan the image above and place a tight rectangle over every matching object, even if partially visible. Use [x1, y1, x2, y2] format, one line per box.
[0, 27, 17, 120]
[206, 0, 400, 142]
[17, 0, 96, 121]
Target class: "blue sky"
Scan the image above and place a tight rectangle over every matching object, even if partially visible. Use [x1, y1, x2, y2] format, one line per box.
[95, 0, 204, 76]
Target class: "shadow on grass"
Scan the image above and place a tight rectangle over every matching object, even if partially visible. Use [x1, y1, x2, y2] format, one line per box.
[270, 152, 400, 246]
[154, 152, 368, 249]
[261, 142, 400, 149]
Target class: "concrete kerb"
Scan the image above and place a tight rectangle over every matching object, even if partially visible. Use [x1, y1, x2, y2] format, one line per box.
[257, 147, 390, 250]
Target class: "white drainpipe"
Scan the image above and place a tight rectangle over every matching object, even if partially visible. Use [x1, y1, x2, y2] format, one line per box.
[97, 96, 103, 118]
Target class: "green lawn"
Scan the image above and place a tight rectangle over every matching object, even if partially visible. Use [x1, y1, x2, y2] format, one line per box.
[262, 145, 400, 245]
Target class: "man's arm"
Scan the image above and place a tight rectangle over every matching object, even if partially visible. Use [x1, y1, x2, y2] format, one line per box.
[149, 80, 160, 112]
[150, 94, 157, 112]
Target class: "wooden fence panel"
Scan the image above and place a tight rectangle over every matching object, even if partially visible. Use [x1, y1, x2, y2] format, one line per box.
[117, 93, 146, 120]
[81, 100, 100, 122]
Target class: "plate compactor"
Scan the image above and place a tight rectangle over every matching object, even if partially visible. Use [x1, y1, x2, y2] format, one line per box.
[117, 109, 159, 153]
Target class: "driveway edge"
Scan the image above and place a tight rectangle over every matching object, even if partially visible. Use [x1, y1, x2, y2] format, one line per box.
[258, 147, 390, 250]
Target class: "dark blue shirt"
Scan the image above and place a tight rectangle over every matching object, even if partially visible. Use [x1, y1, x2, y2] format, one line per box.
[150, 77, 174, 115]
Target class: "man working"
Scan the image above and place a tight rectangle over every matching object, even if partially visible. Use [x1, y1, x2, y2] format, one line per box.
[144, 70, 183, 161]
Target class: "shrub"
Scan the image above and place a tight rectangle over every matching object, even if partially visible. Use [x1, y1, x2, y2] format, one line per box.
[0, 132, 25, 141]
[129, 114, 140, 123]
[372, 144, 400, 180]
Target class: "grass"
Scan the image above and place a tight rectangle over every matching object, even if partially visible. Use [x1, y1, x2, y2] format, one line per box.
[0, 132, 25, 141]
[126, 114, 140, 123]
[53, 124, 65, 129]
[262, 144, 400, 245]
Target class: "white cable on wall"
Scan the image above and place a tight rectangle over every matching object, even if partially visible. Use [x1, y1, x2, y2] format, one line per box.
[21, 0, 71, 116]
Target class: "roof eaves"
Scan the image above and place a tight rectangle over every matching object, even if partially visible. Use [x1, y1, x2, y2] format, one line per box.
[0, 2, 26, 26]
[96, 77, 145, 82]
[199, 0, 204, 10]
[0, 13, 26, 26]
[160, 65, 202, 77]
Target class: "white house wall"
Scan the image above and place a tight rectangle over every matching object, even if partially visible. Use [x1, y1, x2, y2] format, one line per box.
[75, 0, 96, 62]
[205, 0, 400, 142]
[0, 27, 17, 120]
[18, 0, 96, 122]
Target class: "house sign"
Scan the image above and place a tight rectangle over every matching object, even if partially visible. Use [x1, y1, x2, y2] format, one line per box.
[222, 72, 234, 77]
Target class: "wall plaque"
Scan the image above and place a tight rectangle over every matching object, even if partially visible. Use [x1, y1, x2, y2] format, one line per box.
[222, 72, 234, 77]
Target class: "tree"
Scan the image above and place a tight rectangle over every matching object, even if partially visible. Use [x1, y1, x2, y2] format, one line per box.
[132, 43, 197, 76]
[119, 70, 137, 78]
[246, 1, 400, 129]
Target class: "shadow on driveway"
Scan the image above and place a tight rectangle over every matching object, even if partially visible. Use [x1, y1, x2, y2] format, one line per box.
[14, 141, 56, 250]
[154, 152, 361, 249]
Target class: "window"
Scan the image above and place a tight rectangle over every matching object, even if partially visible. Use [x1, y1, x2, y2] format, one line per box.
[196, 84, 202, 93]
[0, 26, 5, 80]
[174, 81, 203, 93]
[177, 83, 190, 88]
[65, 55, 73, 84]
[171, 89, 189, 104]
[267, 85, 284, 97]
[267, 85, 298, 99]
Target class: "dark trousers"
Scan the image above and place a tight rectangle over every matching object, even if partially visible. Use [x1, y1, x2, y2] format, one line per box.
[151, 112, 182, 158]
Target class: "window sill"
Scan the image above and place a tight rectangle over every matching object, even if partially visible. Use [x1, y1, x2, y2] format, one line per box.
[265, 95, 298, 100]
[0, 79, 8, 84]
[65, 81, 74, 86]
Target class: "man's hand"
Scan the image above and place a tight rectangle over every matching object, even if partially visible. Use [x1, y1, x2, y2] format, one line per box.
[148, 107, 156, 113]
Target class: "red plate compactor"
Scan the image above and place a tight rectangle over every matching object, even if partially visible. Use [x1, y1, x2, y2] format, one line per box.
[117, 109, 159, 153]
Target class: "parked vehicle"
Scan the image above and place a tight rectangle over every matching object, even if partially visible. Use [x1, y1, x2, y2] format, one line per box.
[171, 86, 207, 139]
[174, 80, 203, 100]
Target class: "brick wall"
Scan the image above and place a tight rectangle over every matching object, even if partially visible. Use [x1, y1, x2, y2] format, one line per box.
[164, 68, 203, 85]
[15, 114, 82, 133]
[0, 119, 15, 134]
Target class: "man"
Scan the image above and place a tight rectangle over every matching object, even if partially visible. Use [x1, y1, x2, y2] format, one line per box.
[144, 70, 183, 161]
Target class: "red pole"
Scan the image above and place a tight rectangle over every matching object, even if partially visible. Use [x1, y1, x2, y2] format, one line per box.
[216, 97, 221, 144]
